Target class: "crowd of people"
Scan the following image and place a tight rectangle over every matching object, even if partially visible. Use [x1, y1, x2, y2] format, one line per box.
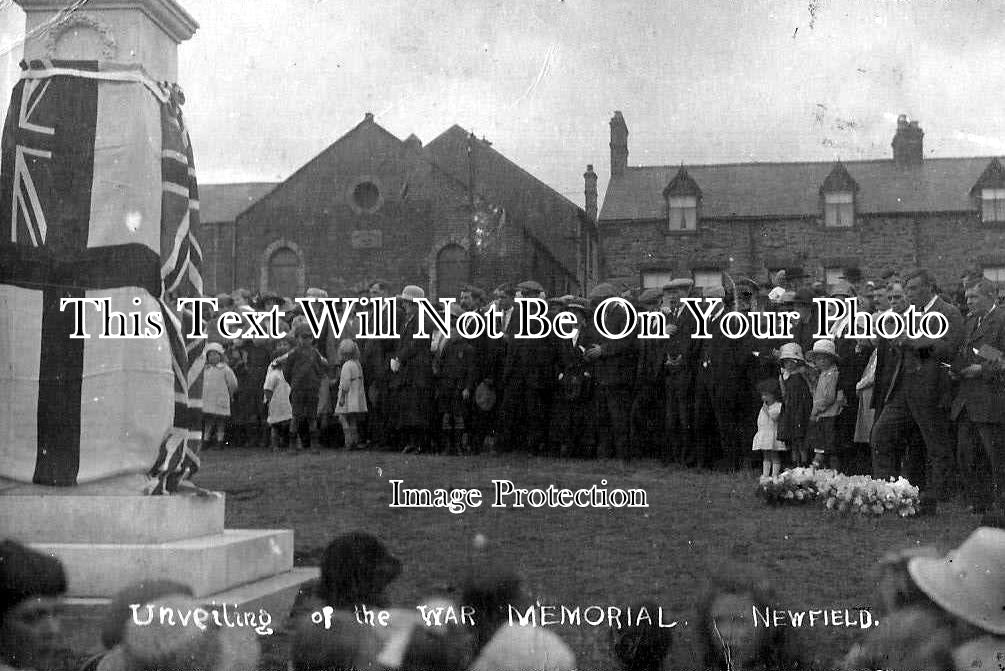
[198, 264, 1004, 524]
[2, 527, 1002, 671]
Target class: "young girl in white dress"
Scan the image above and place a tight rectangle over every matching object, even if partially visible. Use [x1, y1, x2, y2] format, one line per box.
[753, 378, 787, 477]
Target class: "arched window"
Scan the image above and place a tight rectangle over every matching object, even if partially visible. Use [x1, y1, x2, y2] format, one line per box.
[268, 247, 301, 298]
[435, 244, 468, 299]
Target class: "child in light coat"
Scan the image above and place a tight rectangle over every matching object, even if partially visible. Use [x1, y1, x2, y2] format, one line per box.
[806, 339, 846, 470]
[263, 336, 294, 451]
[334, 339, 368, 449]
[202, 342, 238, 450]
[752, 378, 786, 477]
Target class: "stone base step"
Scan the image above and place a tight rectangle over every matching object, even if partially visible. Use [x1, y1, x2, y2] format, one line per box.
[60, 567, 319, 660]
[34, 528, 293, 598]
[0, 494, 225, 544]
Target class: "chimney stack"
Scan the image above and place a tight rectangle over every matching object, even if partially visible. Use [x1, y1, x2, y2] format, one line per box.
[892, 114, 924, 166]
[584, 164, 598, 222]
[610, 111, 629, 177]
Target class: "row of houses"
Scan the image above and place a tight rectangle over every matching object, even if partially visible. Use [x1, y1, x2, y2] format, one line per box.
[201, 112, 1005, 298]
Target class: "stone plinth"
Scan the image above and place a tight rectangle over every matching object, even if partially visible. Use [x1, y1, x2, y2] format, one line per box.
[0, 494, 224, 544]
[37, 528, 295, 598]
[15, 0, 198, 82]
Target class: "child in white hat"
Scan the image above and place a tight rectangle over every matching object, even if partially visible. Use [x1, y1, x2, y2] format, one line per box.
[777, 343, 813, 467]
[202, 342, 238, 451]
[806, 339, 846, 469]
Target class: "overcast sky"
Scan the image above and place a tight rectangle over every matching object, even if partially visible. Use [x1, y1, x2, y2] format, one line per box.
[1, 0, 1004, 207]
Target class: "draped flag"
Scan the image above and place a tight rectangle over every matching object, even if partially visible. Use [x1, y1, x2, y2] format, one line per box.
[0, 60, 203, 494]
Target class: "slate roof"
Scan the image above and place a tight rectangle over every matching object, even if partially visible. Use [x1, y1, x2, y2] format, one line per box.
[425, 126, 587, 265]
[199, 182, 278, 223]
[599, 156, 998, 222]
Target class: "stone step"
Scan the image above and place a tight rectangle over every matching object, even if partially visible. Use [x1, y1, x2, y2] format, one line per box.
[33, 529, 293, 598]
[60, 567, 319, 660]
[0, 494, 226, 544]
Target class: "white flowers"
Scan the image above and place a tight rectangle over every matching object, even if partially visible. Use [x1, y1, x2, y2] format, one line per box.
[757, 469, 919, 517]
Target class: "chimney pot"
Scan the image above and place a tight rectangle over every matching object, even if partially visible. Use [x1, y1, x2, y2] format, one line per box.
[364, 112, 374, 122]
[892, 114, 924, 166]
[609, 111, 629, 177]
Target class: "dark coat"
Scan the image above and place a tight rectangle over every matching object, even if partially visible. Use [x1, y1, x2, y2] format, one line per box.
[282, 345, 326, 415]
[435, 337, 478, 394]
[951, 305, 1005, 423]
[392, 312, 432, 390]
[872, 334, 898, 416]
[694, 312, 753, 402]
[502, 332, 558, 391]
[588, 302, 637, 388]
[883, 296, 964, 409]
[778, 369, 813, 442]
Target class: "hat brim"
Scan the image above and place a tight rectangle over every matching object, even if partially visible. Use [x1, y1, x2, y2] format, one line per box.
[806, 350, 840, 362]
[779, 355, 805, 363]
[908, 554, 1005, 635]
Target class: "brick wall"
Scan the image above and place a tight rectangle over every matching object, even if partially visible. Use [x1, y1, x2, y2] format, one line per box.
[601, 212, 1005, 289]
[229, 122, 582, 298]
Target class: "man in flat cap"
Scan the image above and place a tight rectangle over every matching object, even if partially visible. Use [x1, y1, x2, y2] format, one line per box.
[660, 278, 697, 464]
[630, 288, 667, 458]
[498, 280, 557, 454]
[692, 286, 754, 470]
[586, 283, 637, 460]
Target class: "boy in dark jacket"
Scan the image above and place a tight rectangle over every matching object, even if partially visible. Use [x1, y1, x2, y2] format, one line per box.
[283, 322, 328, 452]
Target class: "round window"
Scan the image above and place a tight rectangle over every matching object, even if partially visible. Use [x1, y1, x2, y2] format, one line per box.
[352, 181, 380, 212]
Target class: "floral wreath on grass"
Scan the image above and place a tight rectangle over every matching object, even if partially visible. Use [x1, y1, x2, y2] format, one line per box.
[757, 468, 920, 517]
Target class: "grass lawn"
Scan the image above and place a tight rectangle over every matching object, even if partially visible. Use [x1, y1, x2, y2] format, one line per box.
[196, 448, 976, 671]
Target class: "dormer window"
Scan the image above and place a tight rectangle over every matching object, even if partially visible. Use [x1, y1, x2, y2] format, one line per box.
[824, 192, 854, 227]
[981, 188, 1005, 223]
[663, 166, 701, 233]
[820, 162, 859, 228]
[972, 158, 1005, 224]
[669, 196, 697, 230]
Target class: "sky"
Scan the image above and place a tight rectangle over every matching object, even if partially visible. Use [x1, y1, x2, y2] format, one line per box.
[1, 0, 1004, 208]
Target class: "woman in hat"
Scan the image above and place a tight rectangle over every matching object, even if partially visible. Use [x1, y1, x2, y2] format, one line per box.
[906, 527, 1005, 639]
[806, 339, 846, 470]
[391, 286, 432, 454]
[433, 303, 478, 455]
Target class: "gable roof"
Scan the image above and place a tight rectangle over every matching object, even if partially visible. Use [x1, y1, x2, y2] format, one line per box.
[425, 125, 584, 212]
[237, 114, 411, 222]
[600, 156, 998, 222]
[820, 162, 859, 194]
[425, 125, 587, 266]
[199, 182, 278, 223]
[663, 165, 702, 198]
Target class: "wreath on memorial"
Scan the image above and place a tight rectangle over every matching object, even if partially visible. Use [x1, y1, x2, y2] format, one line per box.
[757, 468, 920, 517]
[45, 13, 119, 60]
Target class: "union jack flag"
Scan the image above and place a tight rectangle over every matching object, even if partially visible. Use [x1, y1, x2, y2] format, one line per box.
[0, 60, 204, 494]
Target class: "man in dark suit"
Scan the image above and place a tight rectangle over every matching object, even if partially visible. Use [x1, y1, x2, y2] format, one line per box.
[871, 269, 964, 511]
[951, 279, 1005, 524]
[662, 278, 697, 465]
[498, 280, 557, 454]
[630, 288, 668, 459]
[692, 285, 753, 470]
[585, 283, 637, 461]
